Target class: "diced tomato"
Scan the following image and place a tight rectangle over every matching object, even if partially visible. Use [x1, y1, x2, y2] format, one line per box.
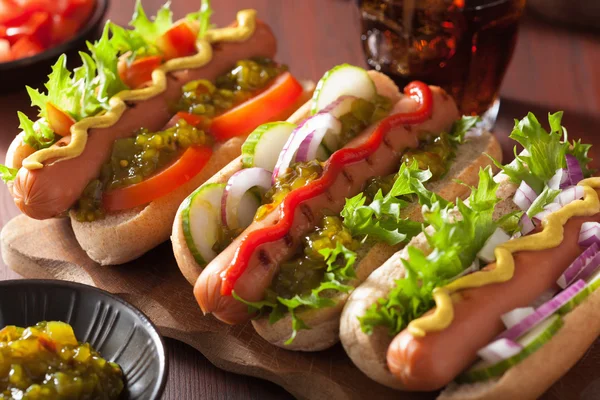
[50, 14, 78, 44]
[173, 111, 207, 128]
[0, 0, 27, 26]
[210, 72, 304, 141]
[12, 0, 52, 14]
[156, 20, 198, 60]
[60, 0, 93, 22]
[0, 38, 11, 61]
[117, 55, 163, 89]
[5, 11, 51, 46]
[0, 24, 6, 39]
[46, 102, 75, 136]
[10, 36, 43, 58]
[103, 146, 213, 211]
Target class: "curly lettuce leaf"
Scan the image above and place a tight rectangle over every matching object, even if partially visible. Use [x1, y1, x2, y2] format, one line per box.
[130, 0, 173, 43]
[526, 185, 560, 218]
[359, 167, 501, 336]
[341, 161, 443, 245]
[0, 165, 17, 183]
[495, 112, 592, 193]
[17, 112, 55, 150]
[449, 115, 480, 144]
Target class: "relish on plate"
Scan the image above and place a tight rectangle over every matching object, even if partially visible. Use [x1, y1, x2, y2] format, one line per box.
[0, 321, 124, 399]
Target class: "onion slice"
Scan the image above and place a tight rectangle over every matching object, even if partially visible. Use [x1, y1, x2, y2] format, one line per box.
[513, 181, 537, 211]
[477, 228, 511, 263]
[548, 168, 567, 190]
[496, 280, 587, 341]
[565, 154, 584, 186]
[557, 242, 600, 288]
[222, 167, 272, 229]
[579, 222, 600, 248]
[477, 338, 523, 364]
[272, 113, 341, 182]
[501, 307, 535, 329]
[553, 186, 584, 206]
[449, 259, 480, 283]
[519, 213, 536, 235]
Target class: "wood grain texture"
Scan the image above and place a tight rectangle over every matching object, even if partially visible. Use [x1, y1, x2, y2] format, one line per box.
[0, 0, 600, 399]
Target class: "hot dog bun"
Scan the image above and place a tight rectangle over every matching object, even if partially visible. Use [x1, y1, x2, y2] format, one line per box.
[71, 83, 315, 265]
[339, 174, 518, 389]
[251, 130, 502, 351]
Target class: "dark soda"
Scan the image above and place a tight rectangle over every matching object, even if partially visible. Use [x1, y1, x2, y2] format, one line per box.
[359, 0, 526, 116]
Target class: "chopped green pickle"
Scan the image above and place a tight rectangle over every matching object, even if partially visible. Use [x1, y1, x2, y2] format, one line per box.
[268, 216, 359, 300]
[0, 322, 124, 400]
[401, 132, 455, 180]
[74, 118, 209, 222]
[177, 57, 287, 119]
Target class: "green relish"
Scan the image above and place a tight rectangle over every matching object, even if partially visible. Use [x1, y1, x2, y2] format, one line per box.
[0, 322, 123, 400]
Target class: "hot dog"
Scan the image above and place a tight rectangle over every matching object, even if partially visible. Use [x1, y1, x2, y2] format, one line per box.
[1, 1, 312, 265]
[340, 111, 600, 399]
[173, 62, 504, 354]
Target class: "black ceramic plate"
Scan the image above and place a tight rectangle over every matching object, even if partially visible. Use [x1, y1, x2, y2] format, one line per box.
[0, 279, 167, 400]
[0, 0, 109, 93]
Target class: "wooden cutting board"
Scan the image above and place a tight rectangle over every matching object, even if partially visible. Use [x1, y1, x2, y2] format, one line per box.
[2, 215, 600, 400]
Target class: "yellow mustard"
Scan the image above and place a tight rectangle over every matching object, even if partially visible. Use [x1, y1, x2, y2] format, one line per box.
[23, 10, 257, 170]
[408, 177, 600, 337]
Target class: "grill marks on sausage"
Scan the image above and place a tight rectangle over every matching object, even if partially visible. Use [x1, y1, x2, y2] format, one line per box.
[383, 136, 394, 150]
[325, 190, 334, 202]
[299, 203, 314, 224]
[283, 233, 294, 248]
[404, 125, 412, 132]
[365, 156, 374, 166]
[342, 169, 354, 185]
[258, 249, 271, 266]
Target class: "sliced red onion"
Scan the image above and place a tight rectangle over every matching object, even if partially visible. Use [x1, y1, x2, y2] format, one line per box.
[553, 185, 584, 206]
[501, 307, 535, 329]
[295, 131, 315, 162]
[477, 338, 523, 364]
[496, 279, 587, 341]
[272, 113, 341, 182]
[477, 228, 511, 263]
[557, 242, 600, 288]
[579, 222, 600, 248]
[222, 167, 272, 229]
[565, 154, 584, 186]
[530, 288, 559, 308]
[318, 95, 357, 117]
[513, 181, 537, 211]
[519, 213, 536, 235]
[548, 168, 567, 190]
[533, 202, 562, 222]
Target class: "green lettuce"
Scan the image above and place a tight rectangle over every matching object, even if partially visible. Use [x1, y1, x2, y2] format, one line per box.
[0, 165, 18, 183]
[449, 115, 480, 144]
[359, 167, 501, 336]
[341, 161, 447, 246]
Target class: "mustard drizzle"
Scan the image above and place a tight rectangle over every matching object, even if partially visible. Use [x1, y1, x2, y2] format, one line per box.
[23, 9, 257, 170]
[407, 177, 600, 337]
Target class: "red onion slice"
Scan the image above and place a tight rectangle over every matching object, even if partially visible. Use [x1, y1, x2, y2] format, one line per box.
[295, 131, 315, 162]
[496, 279, 587, 341]
[557, 242, 600, 288]
[553, 185, 584, 206]
[477, 228, 511, 263]
[501, 307, 535, 329]
[548, 168, 567, 190]
[477, 338, 523, 364]
[221, 167, 272, 229]
[513, 181, 537, 211]
[579, 222, 600, 248]
[272, 113, 341, 182]
[519, 213, 536, 235]
[565, 154, 584, 186]
[318, 95, 357, 117]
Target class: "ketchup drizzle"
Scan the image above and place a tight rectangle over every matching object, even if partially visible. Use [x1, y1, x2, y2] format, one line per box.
[221, 81, 433, 295]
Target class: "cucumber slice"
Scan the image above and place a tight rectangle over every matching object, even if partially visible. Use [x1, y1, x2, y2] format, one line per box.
[316, 144, 331, 161]
[237, 191, 261, 228]
[320, 96, 356, 153]
[241, 122, 297, 170]
[310, 64, 376, 114]
[181, 183, 225, 266]
[459, 315, 563, 383]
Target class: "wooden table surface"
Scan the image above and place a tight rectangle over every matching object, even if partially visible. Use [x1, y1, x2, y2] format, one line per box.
[1, 1, 600, 399]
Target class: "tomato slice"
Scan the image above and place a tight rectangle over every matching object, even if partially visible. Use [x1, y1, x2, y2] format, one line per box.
[117, 55, 163, 89]
[103, 146, 213, 212]
[46, 102, 75, 136]
[209, 72, 303, 142]
[5, 11, 51, 46]
[155, 20, 198, 60]
[10, 36, 43, 58]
